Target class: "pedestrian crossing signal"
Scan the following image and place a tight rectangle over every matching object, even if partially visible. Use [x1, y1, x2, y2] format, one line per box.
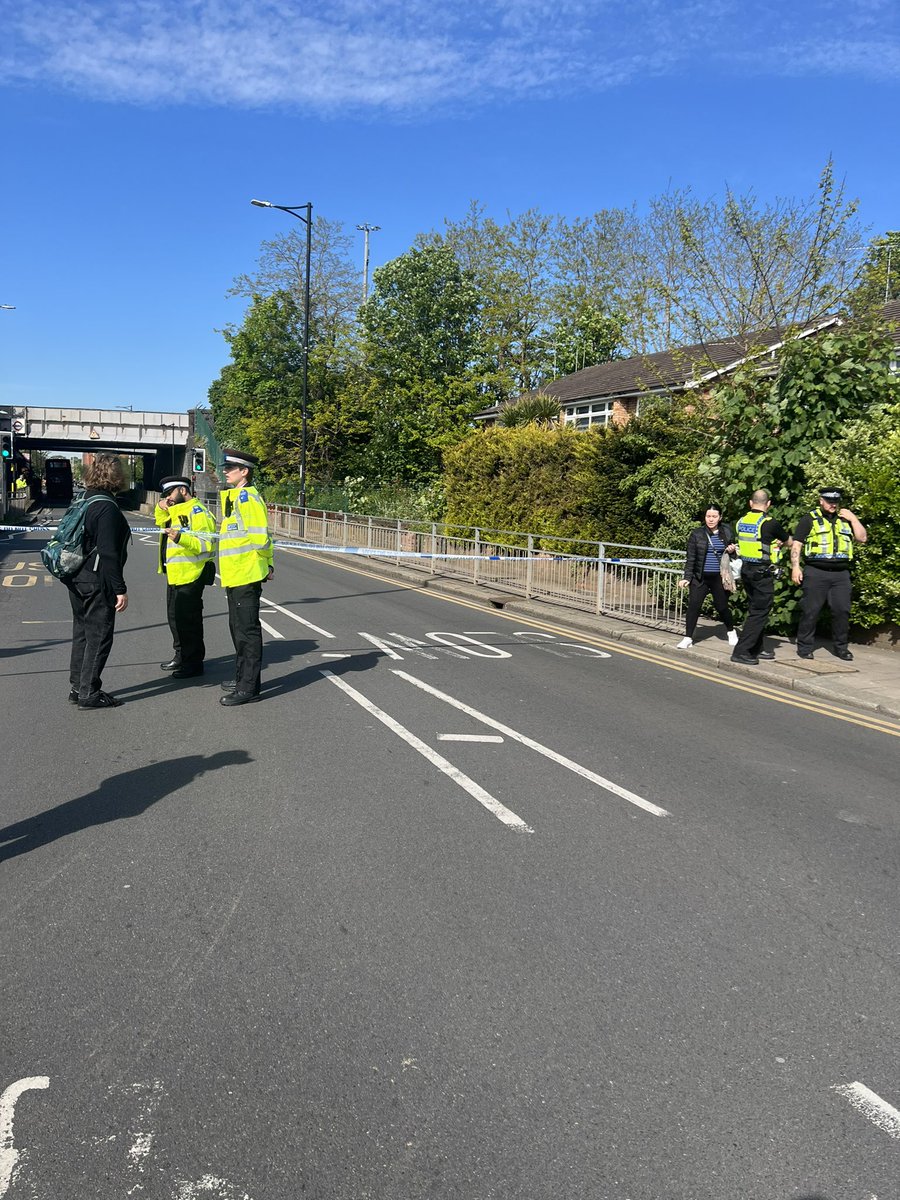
[192, 448, 206, 473]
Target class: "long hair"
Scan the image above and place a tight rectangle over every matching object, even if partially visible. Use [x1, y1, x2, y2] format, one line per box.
[84, 454, 125, 492]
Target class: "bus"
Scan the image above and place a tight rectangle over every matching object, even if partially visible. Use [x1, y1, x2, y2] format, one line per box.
[44, 457, 74, 504]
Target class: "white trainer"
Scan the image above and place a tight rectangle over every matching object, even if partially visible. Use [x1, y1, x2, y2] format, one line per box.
[676, 637, 693, 650]
[727, 630, 739, 646]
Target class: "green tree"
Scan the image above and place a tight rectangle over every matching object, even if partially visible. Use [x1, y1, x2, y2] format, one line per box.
[358, 244, 485, 483]
[209, 292, 306, 481]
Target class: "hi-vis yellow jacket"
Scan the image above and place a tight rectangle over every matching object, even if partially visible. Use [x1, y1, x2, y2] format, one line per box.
[804, 507, 854, 563]
[154, 498, 217, 584]
[217, 485, 273, 587]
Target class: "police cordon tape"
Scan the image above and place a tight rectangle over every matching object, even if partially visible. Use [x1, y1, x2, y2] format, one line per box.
[0, 524, 681, 565]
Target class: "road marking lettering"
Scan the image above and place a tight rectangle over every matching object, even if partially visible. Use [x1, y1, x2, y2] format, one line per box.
[438, 734, 505, 743]
[393, 670, 669, 818]
[0, 1075, 50, 1198]
[833, 1082, 900, 1139]
[359, 631, 465, 660]
[322, 670, 532, 832]
[426, 632, 511, 658]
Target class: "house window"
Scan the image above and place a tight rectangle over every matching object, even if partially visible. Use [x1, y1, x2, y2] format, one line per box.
[564, 400, 615, 429]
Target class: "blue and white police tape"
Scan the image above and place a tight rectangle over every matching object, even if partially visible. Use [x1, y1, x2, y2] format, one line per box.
[0, 523, 681, 565]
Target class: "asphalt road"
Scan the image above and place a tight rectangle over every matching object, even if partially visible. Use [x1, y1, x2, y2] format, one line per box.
[1, 512, 898, 1200]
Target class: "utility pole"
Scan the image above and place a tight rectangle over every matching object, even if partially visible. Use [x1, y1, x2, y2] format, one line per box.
[356, 223, 381, 302]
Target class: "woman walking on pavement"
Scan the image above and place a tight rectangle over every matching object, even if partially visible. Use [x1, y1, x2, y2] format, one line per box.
[676, 504, 739, 650]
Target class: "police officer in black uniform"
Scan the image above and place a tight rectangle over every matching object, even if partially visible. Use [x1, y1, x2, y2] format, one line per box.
[791, 487, 867, 661]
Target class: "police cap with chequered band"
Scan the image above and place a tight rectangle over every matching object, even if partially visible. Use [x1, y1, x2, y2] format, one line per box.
[818, 487, 843, 502]
[159, 475, 191, 494]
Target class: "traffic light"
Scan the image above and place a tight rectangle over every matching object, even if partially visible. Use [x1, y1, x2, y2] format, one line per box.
[192, 448, 206, 473]
[0, 433, 12, 461]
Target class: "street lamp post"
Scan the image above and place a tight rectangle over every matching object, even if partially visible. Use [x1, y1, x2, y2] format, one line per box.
[251, 198, 312, 509]
[356, 223, 381, 302]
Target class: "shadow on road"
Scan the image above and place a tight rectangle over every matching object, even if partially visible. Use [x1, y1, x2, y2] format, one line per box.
[0, 749, 251, 864]
[262, 649, 384, 698]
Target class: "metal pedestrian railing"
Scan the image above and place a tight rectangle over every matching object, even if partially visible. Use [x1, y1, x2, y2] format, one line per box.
[266, 506, 686, 633]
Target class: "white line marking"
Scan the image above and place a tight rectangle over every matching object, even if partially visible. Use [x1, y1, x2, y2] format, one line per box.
[438, 734, 505, 743]
[258, 617, 284, 639]
[173, 1175, 253, 1199]
[833, 1082, 900, 1139]
[0, 1076, 50, 1197]
[322, 671, 532, 832]
[260, 598, 334, 637]
[321, 653, 350, 659]
[393, 670, 669, 817]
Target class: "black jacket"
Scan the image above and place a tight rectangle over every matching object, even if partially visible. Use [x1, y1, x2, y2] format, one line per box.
[683, 523, 734, 583]
[71, 488, 130, 596]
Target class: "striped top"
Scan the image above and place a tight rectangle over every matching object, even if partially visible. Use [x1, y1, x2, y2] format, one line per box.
[703, 532, 726, 574]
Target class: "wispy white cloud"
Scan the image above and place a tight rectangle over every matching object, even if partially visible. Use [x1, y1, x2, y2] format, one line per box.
[0, 0, 897, 114]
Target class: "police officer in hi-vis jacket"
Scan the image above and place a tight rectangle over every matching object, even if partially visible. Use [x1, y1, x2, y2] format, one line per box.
[155, 475, 217, 679]
[791, 487, 867, 662]
[216, 449, 273, 706]
[730, 489, 791, 666]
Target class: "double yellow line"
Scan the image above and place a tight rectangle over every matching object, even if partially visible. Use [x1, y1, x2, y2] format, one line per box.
[290, 548, 900, 740]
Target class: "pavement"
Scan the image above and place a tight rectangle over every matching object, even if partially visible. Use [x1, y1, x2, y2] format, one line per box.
[305, 551, 900, 723]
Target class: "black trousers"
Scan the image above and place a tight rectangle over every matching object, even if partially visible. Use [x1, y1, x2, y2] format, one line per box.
[68, 584, 117, 700]
[685, 573, 734, 638]
[166, 576, 207, 669]
[797, 565, 852, 653]
[227, 581, 263, 695]
[733, 565, 774, 657]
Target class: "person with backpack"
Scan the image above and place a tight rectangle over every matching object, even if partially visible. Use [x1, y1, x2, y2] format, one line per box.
[155, 475, 217, 678]
[66, 455, 131, 709]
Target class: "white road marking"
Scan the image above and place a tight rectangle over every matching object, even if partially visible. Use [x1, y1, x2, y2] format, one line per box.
[427, 633, 512, 658]
[321, 652, 350, 659]
[173, 1175, 253, 1199]
[124, 1080, 164, 1196]
[0, 1076, 50, 1197]
[438, 734, 505, 743]
[259, 598, 334, 637]
[258, 616, 284, 639]
[833, 1082, 900, 1139]
[393, 670, 669, 818]
[322, 670, 532, 832]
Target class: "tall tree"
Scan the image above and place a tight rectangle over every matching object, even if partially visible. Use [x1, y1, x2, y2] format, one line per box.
[228, 215, 359, 346]
[358, 244, 484, 482]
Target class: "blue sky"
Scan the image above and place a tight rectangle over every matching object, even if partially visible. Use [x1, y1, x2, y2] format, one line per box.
[1, 0, 897, 415]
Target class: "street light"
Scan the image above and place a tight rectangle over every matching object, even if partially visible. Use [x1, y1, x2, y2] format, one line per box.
[251, 198, 312, 509]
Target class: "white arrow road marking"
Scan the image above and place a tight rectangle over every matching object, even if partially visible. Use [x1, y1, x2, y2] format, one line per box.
[0, 1076, 49, 1197]
[833, 1082, 900, 1139]
[393, 670, 669, 817]
[322, 671, 532, 832]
